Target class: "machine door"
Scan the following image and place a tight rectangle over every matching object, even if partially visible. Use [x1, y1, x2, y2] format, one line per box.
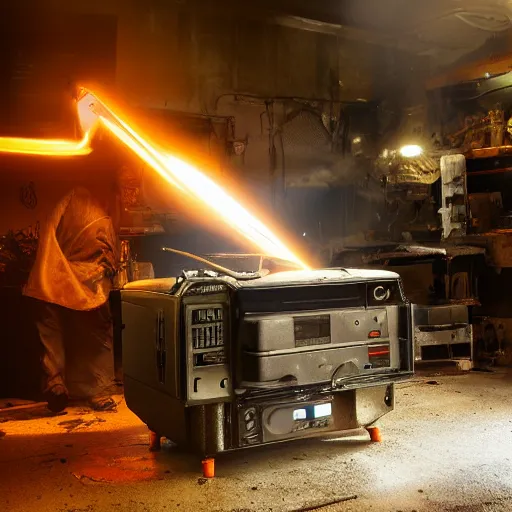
[183, 295, 233, 405]
[121, 291, 180, 398]
[236, 281, 414, 390]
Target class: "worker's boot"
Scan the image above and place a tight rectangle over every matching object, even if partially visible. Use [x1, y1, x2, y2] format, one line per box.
[88, 395, 116, 412]
[45, 384, 69, 413]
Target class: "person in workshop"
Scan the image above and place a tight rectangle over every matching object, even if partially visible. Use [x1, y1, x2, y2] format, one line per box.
[23, 186, 120, 413]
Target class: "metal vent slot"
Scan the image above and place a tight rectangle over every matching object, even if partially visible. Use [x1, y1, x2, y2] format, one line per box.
[191, 307, 224, 349]
[156, 309, 166, 384]
[192, 308, 223, 324]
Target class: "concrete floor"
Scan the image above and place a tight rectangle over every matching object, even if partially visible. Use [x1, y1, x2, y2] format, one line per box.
[1, 370, 512, 512]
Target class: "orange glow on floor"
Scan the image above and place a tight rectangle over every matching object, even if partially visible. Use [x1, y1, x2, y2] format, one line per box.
[0, 88, 309, 268]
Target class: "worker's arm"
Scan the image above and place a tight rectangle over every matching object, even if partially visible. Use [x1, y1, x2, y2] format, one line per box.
[67, 217, 118, 283]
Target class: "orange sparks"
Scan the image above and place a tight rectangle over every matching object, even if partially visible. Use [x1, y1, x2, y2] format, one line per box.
[0, 88, 309, 269]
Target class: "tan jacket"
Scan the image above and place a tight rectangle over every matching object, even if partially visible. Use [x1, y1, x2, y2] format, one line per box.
[24, 187, 117, 311]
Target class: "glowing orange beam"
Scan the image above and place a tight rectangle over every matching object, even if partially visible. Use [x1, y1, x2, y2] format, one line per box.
[0, 132, 91, 157]
[101, 114, 306, 268]
[161, 154, 306, 267]
[0, 88, 309, 269]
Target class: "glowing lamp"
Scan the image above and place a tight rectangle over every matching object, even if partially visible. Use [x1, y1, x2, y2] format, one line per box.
[399, 144, 423, 158]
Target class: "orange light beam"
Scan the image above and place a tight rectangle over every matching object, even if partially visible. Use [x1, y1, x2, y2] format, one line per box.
[99, 114, 307, 268]
[0, 88, 309, 269]
[163, 154, 306, 267]
[98, 116, 184, 192]
[0, 132, 92, 157]
[81, 91, 183, 188]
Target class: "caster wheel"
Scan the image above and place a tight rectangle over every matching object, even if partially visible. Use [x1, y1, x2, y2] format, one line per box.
[202, 458, 215, 478]
[366, 426, 382, 443]
[149, 430, 162, 452]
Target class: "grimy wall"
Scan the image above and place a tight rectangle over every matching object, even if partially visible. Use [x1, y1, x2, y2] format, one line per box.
[0, 0, 428, 237]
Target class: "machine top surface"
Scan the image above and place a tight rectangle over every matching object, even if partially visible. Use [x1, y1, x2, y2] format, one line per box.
[122, 268, 400, 295]
[123, 278, 177, 292]
[236, 268, 399, 288]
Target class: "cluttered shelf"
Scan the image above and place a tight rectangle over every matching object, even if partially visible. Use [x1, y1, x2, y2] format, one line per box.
[465, 146, 512, 159]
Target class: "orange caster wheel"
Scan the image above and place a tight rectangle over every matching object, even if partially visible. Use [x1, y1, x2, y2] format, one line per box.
[202, 458, 215, 478]
[149, 431, 162, 452]
[366, 426, 382, 443]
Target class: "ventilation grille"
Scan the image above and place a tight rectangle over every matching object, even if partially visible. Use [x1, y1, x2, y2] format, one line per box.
[191, 307, 224, 349]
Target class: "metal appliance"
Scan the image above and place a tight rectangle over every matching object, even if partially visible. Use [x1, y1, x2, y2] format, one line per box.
[120, 260, 414, 456]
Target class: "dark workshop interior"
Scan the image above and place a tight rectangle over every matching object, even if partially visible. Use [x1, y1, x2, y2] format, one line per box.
[1, 1, 512, 511]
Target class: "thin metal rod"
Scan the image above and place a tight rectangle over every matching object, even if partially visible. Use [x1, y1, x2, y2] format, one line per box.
[289, 494, 358, 512]
[161, 247, 266, 280]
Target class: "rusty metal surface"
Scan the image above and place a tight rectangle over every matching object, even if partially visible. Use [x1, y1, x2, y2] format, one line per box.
[374, 152, 440, 185]
[486, 233, 512, 268]
[359, 244, 485, 264]
[447, 298, 481, 306]
[466, 145, 512, 159]
[456, 230, 512, 267]
[414, 304, 469, 327]
[414, 325, 473, 363]
[439, 154, 468, 240]
[427, 52, 512, 90]
[415, 325, 472, 348]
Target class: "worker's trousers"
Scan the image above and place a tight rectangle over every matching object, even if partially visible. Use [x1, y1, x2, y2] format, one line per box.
[31, 299, 115, 399]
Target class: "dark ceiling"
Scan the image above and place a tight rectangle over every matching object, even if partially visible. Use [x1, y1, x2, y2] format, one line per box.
[218, 0, 512, 67]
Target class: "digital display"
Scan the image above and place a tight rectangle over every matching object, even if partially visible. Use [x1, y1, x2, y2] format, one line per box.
[314, 403, 332, 418]
[293, 403, 332, 421]
[293, 409, 307, 420]
[294, 315, 331, 347]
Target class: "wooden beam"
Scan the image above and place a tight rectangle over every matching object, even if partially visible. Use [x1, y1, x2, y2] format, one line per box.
[466, 145, 512, 159]
[427, 53, 512, 90]
[270, 15, 431, 53]
[182, 0, 431, 53]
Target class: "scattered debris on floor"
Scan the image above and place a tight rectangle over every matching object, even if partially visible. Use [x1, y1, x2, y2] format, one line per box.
[2, 374, 512, 511]
[70, 454, 164, 484]
[58, 417, 106, 432]
[72, 473, 108, 484]
[0, 396, 123, 424]
[89, 396, 118, 412]
[0, 403, 67, 422]
[0, 399, 37, 409]
[289, 494, 358, 512]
